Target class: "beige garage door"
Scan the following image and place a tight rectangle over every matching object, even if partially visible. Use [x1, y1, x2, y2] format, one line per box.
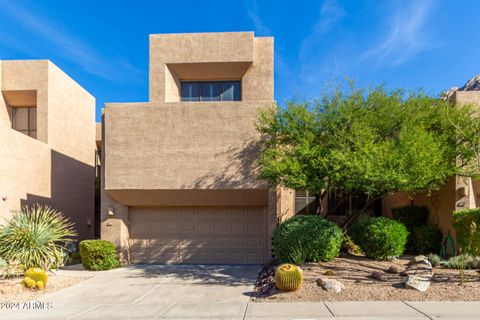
[129, 207, 267, 264]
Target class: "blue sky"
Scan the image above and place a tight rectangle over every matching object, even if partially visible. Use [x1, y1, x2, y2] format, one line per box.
[1, 0, 479, 122]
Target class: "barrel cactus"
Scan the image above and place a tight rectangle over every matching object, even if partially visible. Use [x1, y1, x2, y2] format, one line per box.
[36, 281, 45, 290]
[22, 277, 36, 289]
[274, 263, 303, 291]
[25, 268, 48, 286]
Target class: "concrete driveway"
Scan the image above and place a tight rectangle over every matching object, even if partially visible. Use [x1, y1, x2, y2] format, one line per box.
[3, 265, 480, 319]
[0, 264, 260, 320]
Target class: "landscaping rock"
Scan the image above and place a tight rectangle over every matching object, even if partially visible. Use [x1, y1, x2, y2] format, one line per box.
[370, 271, 385, 281]
[386, 265, 401, 274]
[317, 278, 344, 293]
[406, 275, 430, 292]
[409, 255, 428, 265]
[324, 270, 335, 277]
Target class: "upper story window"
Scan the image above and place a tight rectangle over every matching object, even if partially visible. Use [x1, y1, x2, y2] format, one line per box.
[181, 81, 241, 102]
[12, 106, 37, 139]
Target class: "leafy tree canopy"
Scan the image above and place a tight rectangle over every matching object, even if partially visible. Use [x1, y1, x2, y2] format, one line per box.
[257, 85, 480, 216]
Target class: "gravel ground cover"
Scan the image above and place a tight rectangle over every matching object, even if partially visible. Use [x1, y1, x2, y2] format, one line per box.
[254, 254, 480, 302]
[0, 272, 88, 303]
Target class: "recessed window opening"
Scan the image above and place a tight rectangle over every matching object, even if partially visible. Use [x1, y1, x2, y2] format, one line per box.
[181, 81, 241, 101]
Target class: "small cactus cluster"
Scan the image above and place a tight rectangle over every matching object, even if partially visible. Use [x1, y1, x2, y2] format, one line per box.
[21, 268, 48, 290]
[274, 263, 303, 291]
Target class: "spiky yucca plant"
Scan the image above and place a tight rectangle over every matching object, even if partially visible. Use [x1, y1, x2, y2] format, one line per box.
[0, 204, 77, 270]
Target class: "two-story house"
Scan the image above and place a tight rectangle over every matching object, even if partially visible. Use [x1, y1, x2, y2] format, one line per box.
[101, 32, 294, 264]
[0, 60, 97, 240]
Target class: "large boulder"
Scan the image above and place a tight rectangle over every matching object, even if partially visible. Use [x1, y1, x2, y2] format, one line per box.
[406, 275, 430, 292]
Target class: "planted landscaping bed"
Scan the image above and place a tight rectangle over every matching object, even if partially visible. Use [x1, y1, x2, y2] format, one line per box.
[0, 272, 88, 303]
[253, 254, 480, 302]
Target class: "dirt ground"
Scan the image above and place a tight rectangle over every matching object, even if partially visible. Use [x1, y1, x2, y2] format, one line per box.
[254, 254, 480, 302]
[0, 273, 88, 303]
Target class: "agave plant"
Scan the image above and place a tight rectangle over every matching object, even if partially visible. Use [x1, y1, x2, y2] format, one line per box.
[0, 204, 77, 270]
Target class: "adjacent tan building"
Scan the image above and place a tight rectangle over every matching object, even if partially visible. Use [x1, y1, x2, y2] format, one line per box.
[0, 60, 96, 240]
[101, 32, 294, 264]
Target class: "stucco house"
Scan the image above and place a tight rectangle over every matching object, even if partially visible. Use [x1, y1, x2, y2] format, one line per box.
[0, 60, 97, 241]
[100, 32, 294, 264]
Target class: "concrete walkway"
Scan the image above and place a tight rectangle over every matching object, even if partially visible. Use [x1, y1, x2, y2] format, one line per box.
[1, 265, 479, 319]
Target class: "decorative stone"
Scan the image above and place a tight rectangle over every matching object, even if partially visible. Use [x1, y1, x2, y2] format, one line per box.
[317, 278, 344, 293]
[386, 265, 401, 274]
[324, 270, 335, 277]
[406, 275, 430, 292]
[370, 271, 385, 281]
[409, 255, 428, 265]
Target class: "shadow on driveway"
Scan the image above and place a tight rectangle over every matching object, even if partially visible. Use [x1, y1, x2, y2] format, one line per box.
[120, 264, 261, 286]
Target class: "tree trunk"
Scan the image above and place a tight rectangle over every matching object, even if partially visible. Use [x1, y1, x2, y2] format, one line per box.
[342, 196, 380, 230]
[315, 193, 322, 216]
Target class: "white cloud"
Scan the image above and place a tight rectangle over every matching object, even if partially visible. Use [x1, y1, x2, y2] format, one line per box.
[299, 0, 345, 60]
[247, 0, 271, 36]
[0, 1, 144, 83]
[362, 0, 436, 65]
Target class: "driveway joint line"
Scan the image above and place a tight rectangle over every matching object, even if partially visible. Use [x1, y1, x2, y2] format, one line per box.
[402, 301, 433, 320]
[323, 302, 335, 317]
[132, 283, 161, 305]
[243, 301, 250, 320]
[155, 302, 176, 319]
[67, 304, 100, 320]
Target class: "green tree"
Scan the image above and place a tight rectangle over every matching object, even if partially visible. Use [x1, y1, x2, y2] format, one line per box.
[257, 85, 480, 227]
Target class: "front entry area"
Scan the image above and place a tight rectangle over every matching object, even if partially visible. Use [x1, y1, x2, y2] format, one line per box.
[128, 206, 268, 264]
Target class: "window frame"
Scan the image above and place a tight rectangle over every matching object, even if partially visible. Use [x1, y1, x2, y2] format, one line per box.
[12, 106, 37, 139]
[180, 81, 241, 102]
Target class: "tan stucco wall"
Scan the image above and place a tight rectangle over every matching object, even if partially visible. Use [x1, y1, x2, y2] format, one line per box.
[102, 32, 282, 263]
[383, 175, 457, 236]
[104, 102, 269, 191]
[149, 32, 273, 103]
[0, 60, 96, 240]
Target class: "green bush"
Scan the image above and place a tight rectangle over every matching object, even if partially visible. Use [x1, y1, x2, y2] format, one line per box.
[273, 215, 343, 263]
[0, 205, 76, 270]
[410, 225, 442, 254]
[452, 208, 480, 255]
[443, 254, 480, 270]
[392, 205, 429, 229]
[427, 253, 441, 267]
[79, 240, 120, 271]
[351, 217, 409, 260]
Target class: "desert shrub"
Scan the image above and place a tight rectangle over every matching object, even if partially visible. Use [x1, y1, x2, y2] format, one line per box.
[273, 215, 343, 263]
[80, 240, 120, 271]
[410, 225, 442, 254]
[0, 205, 77, 270]
[443, 254, 480, 270]
[452, 208, 480, 255]
[392, 205, 429, 229]
[427, 253, 442, 267]
[351, 217, 408, 260]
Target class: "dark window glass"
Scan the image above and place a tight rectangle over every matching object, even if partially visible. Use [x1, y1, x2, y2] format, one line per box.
[181, 82, 200, 101]
[181, 81, 241, 102]
[12, 107, 37, 139]
[201, 82, 220, 101]
[221, 82, 241, 101]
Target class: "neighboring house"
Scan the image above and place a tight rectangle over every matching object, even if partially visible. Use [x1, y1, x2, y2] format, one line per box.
[0, 60, 97, 241]
[100, 32, 294, 264]
[382, 80, 480, 237]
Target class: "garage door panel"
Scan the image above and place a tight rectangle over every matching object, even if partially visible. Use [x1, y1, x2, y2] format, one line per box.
[129, 206, 266, 264]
